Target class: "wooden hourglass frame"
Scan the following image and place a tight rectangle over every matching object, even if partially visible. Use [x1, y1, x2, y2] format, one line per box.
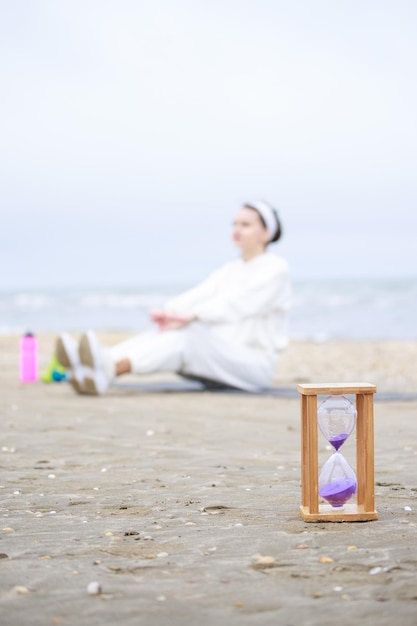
[298, 383, 378, 522]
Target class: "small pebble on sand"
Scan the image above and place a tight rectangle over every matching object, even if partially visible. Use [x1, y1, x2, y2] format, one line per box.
[14, 586, 31, 595]
[252, 555, 277, 569]
[87, 581, 102, 595]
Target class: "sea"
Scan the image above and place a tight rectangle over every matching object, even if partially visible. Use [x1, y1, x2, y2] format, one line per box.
[1, 278, 417, 341]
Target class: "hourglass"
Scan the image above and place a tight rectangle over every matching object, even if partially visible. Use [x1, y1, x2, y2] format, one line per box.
[318, 394, 357, 508]
[298, 383, 378, 522]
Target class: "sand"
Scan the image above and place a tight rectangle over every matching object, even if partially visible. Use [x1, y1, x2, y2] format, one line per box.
[1, 333, 417, 626]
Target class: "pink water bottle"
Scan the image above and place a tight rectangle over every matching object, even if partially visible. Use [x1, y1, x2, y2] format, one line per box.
[20, 332, 38, 382]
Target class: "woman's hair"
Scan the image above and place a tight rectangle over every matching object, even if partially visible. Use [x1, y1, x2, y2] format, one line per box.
[243, 203, 282, 243]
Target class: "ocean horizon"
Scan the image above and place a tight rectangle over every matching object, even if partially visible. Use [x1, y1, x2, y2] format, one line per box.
[1, 277, 417, 341]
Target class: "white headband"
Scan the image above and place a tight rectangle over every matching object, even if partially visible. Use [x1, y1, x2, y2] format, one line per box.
[248, 200, 277, 242]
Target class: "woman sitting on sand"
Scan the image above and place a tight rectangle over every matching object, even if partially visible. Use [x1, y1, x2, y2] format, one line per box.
[57, 201, 292, 395]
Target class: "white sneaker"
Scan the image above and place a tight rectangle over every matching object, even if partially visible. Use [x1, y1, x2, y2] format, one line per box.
[78, 331, 115, 396]
[55, 332, 90, 394]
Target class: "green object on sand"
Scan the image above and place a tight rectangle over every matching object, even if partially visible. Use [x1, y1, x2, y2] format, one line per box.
[40, 353, 68, 383]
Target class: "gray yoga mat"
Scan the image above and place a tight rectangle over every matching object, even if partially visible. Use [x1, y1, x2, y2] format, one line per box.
[113, 378, 417, 401]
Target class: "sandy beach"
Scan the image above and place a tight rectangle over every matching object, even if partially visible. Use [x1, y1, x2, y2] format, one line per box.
[1, 333, 417, 626]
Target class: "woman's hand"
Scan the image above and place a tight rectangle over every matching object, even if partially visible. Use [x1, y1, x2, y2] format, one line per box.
[150, 309, 196, 331]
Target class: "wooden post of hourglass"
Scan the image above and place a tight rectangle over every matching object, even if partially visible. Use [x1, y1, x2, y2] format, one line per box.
[298, 383, 378, 522]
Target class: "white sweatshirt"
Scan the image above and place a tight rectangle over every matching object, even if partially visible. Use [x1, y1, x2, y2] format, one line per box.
[166, 253, 291, 355]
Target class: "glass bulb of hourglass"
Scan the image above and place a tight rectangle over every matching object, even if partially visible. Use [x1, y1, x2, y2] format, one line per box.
[319, 452, 357, 508]
[318, 394, 357, 450]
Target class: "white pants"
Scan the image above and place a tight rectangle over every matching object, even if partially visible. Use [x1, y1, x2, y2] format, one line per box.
[109, 324, 277, 392]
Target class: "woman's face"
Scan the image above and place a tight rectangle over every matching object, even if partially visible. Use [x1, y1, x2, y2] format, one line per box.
[232, 207, 269, 253]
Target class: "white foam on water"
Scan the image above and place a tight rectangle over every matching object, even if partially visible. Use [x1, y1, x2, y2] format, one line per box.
[1, 278, 416, 339]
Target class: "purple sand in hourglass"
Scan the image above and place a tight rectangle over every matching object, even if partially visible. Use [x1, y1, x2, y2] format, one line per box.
[319, 477, 357, 508]
[329, 433, 349, 450]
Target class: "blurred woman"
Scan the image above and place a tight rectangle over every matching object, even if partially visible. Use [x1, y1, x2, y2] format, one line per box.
[56, 200, 291, 394]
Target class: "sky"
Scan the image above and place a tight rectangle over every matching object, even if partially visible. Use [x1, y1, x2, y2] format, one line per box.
[1, 0, 417, 290]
